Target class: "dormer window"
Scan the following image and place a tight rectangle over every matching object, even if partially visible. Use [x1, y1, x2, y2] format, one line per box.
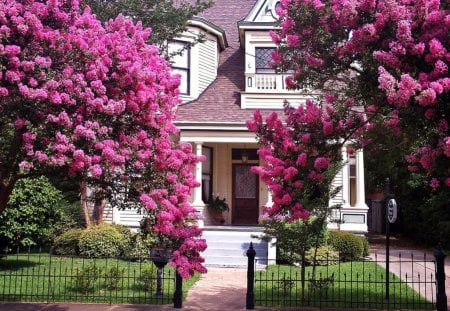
[255, 47, 276, 73]
[169, 41, 190, 95]
[270, 1, 284, 19]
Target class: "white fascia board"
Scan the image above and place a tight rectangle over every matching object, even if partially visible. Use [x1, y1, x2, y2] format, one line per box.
[176, 122, 249, 131]
[179, 130, 259, 143]
[188, 19, 227, 50]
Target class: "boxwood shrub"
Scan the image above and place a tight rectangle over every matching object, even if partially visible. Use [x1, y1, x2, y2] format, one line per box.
[78, 224, 128, 258]
[53, 228, 83, 256]
[328, 230, 364, 261]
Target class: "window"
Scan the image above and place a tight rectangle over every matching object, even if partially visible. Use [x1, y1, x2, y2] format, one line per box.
[168, 41, 190, 95]
[202, 147, 213, 203]
[255, 47, 276, 73]
[349, 152, 356, 206]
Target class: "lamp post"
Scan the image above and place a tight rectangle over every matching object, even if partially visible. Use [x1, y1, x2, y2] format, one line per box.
[149, 246, 172, 297]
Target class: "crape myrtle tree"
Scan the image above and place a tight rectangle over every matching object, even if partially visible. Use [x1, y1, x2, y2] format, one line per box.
[74, 0, 214, 224]
[247, 100, 367, 297]
[271, 0, 449, 189]
[250, 0, 449, 247]
[0, 0, 206, 278]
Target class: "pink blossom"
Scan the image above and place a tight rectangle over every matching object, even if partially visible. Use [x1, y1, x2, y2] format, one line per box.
[429, 178, 440, 189]
[314, 157, 330, 170]
[296, 153, 307, 166]
[91, 164, 102, 177]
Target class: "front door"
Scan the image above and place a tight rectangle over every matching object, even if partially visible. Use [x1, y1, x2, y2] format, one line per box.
[232, 164, 259, 225]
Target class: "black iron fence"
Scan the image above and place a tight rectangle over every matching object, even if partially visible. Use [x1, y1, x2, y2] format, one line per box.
[0, 247, 181, 306]
[246, 243, 448, 310]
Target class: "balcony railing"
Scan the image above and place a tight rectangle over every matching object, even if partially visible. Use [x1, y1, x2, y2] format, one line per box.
[246, 73, 292, 92]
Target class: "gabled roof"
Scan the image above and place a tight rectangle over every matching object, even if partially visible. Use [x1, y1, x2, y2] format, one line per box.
[175, 0, 283, 126]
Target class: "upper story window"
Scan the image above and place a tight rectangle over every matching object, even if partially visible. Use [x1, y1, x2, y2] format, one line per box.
[255, 47, 276, 73]
[168, 41, 190, 95]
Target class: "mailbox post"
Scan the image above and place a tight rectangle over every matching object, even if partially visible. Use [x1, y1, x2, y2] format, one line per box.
[385, 178, 397, 301]
[149, 246, 172, 297]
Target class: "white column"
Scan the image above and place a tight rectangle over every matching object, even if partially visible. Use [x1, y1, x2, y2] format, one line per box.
[112, 205, 120, 224]
[192, 142, 205, 227]
[355, 149, 368, 209]
[265, 187, 273, 208]
[341, 146, 350, 208]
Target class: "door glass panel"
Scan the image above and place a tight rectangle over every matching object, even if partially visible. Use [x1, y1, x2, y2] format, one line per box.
[235, 165, 257, 199]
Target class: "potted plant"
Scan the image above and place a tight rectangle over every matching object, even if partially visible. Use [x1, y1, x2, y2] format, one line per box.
[207, 195, 229, 225]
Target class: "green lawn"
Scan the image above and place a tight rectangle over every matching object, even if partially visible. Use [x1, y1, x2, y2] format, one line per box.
[255, 262, 434, 309]
[0, 252, 199, 305]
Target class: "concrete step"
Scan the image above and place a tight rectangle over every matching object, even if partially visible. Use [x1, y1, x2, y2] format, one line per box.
[201, 227, 268, 267]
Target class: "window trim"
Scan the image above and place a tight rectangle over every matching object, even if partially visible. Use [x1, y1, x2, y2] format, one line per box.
[169, 40, 191, 95]
[255, 47, 277, 74]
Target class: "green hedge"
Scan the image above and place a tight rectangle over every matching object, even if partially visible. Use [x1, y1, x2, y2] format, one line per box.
[78, 224, 130, 258]
[53, 228, 83, 256]
[328, 230, 365, 261]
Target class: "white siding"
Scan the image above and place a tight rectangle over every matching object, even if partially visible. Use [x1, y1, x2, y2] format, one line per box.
[198, 39, 217, 94]
[103, 206, 144, 231]
[330, 169, 343, 207]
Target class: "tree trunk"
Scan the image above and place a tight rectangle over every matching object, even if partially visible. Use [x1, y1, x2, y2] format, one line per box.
[80, 181, 91, 226]
[94, 198, 106, 225]
[0, 181, 15, 214]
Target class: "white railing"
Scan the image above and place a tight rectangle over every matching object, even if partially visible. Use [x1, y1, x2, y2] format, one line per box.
[246, 73, 292, 92]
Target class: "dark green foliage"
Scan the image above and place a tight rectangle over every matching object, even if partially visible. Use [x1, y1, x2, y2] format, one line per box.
[104, 266, 125, 290]
[74, 263, 102, 293]
[53, 228, 83, 256]
[109, 224, 134, 255]
[139, 264, 157, 291]
[276, 276, 295, 295]
[84, 0, 213, 51]
[328, 230, 364, 261]
[305, 245, 339, 266]
[128, 234, 156, 260]
[78, 224, 128, 258]
[260, 217, 328, 264]
[0, 177, 67, 247]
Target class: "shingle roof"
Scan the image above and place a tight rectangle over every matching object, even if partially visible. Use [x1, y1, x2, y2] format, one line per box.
[176, 0, 279, 125]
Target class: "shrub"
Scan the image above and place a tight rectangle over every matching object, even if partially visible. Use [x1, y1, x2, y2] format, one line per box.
[110, 224, 134, 255]
[305, 245, 339, 265]
[362, 236, 370, 257]
[53, 228, 83, 256]
[139, 264, 157, 292]
[104, 266, 125, 290]
[0, 176, 67, 248]
[78, 224, 127, 258]
[260, 217, 328, 264]
[328, 230, 364, 261]
[128, 234, 156, 260]
[74, 263, 101, 293]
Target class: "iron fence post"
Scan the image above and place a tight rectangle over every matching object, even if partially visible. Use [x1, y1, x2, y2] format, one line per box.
[246, 242, 256, 310]
[173, 270, 183, 308]
[434, 245, 447, 311]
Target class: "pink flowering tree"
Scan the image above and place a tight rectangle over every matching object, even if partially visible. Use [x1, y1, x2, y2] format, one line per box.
[247, 98, 366, 222]
[271, 0, 449, 189]
[0, 0, 205, 278]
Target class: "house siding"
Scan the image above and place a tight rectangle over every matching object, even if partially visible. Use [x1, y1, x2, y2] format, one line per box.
[330, 169, 344, 207]
[198, 37, 218, 94]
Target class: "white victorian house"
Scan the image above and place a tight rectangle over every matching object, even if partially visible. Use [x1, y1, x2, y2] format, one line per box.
[105, 0, 369, 266]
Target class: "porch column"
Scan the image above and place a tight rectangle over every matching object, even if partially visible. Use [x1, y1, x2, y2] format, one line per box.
[193, 142, 205, 227]
[264, 187, 273, 208]
[341, 146, 350, 208]
[355, 149, 368, 209]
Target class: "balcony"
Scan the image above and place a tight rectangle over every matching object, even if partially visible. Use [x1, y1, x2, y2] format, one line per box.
[241, 73, 317, 109]
[245, 73, 291, 92]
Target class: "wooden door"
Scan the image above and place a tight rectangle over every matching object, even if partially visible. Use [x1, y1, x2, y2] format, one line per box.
[232, 164, 259, 225]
